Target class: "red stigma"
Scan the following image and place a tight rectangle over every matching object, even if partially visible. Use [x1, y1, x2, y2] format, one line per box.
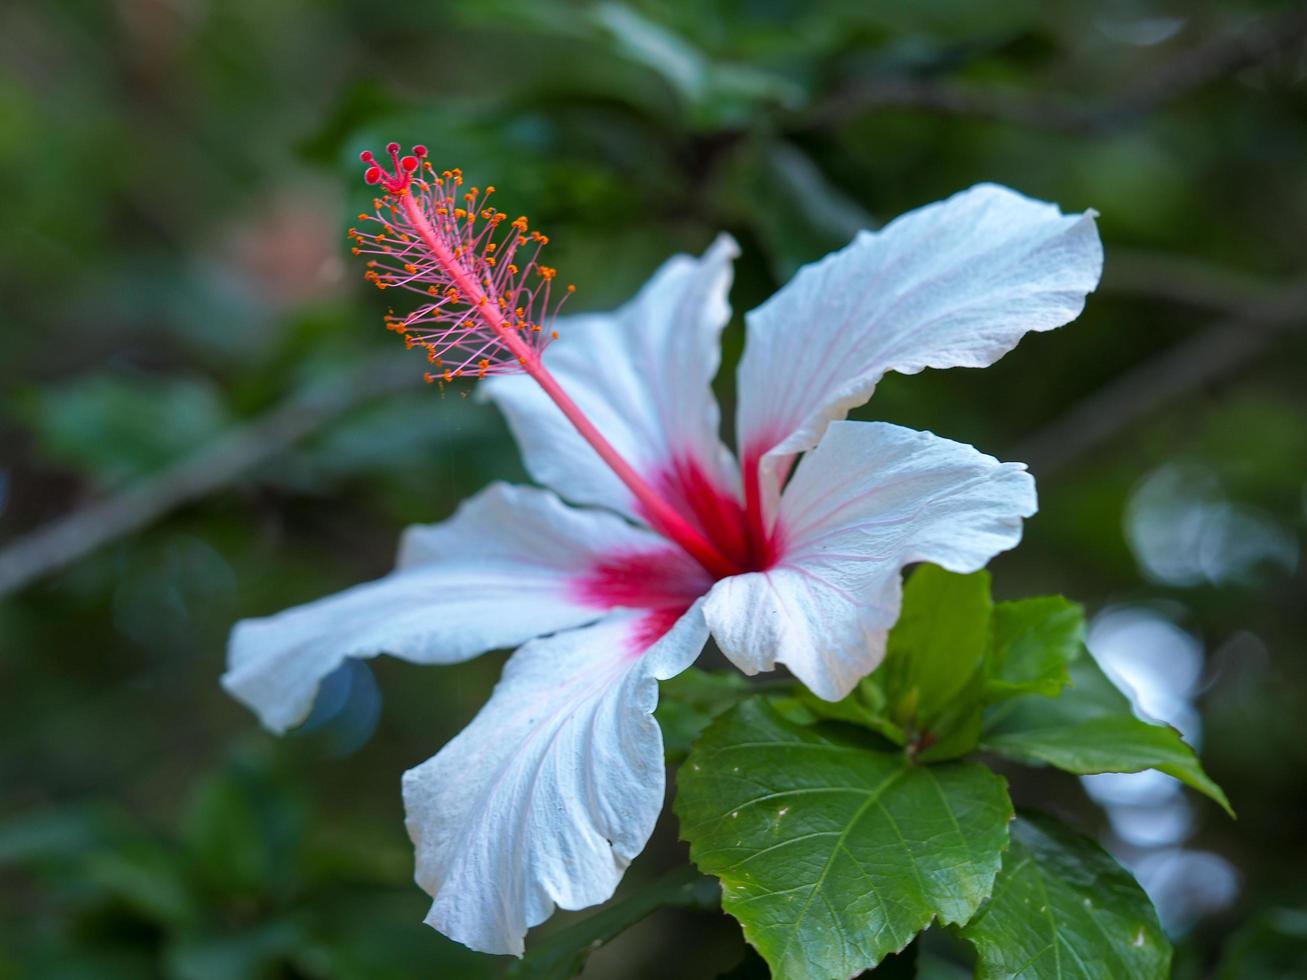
[358, 142, 424, 194]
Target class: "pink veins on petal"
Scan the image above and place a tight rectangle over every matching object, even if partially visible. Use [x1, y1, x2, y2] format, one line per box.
[349, 143, 574, 382]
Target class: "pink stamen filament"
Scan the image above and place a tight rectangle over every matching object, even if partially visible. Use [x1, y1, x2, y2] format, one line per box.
[394, 189, 738, 580]
[742, 449, 768, 566]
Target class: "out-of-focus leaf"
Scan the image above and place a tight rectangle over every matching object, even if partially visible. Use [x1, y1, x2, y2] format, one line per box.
[314, 887, 501, 980]
[0, 946, 156, 980]
[13, 373, 230, 488]
[960, 813, 1171, 979]
[298, 80, 404, 165]
[593, 3, 802, 127]
[720, 139, 875, 281]
[508, 865, 719, 979]
[656, 667, 752, 762]
[84, 840, 196, 927]
[1215, 906, 1307, 979]
[595, 3, 709, 105]
[0, 806, 120, 865]
[677, 698, 1012, 980]
[298, 391, 498, 482]
[183, 761, 306, 897]
[163, 919, 306, 980]
[917, 950, 974, 979]
[982, 656, 1232, 815]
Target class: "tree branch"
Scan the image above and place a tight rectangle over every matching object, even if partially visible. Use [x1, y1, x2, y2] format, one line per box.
[2, 255, 1301, 596]
[1012, 281, 1307, 478]
[807, 6, 1307, 134]
[0, 354, 416, 598]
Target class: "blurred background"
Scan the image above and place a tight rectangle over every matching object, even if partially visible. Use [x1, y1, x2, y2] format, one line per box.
[2, 1, 1305, 977]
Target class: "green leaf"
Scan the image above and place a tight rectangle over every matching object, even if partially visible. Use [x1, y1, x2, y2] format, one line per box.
[801, 579, 1088, 762]
[0, 806, 118, 865]
[297, 79, 402, 165]
[85, 840, 197, 928]
[14, 372, 230, 488]
[983, 597, 1084, 701]
[593, 3, 709, 105]
[163, 919, 306, 980]
[656, 668, 753, 763]
[790, 684, 902, 744]
[960, 814, 1172, 979]
[508, 866, 718, 979]
[983, 657, 1232, 815]
[856, 564, 993, 759]
[592, 4, 801, 127]
[183, 761, 307, 897]
[718, 139, 875, 282]
[676, 698, 1013, 980]
[880, 565, 993, 722]
[1214, 906, 1307, 979]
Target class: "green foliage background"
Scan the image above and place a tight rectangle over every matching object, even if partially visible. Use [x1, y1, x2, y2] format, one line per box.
[1, 0, 1305, 976]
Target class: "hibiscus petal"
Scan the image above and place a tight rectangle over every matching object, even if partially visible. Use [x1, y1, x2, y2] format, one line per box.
[482, 235, 742, 530]
[736, 183, 1101, 522]
[223, 482, 671, 733]
[402, 603, 709, 955]
[704, 421, 1036, 701]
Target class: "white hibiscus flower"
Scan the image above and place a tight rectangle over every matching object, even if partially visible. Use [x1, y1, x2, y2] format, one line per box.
[223, 143, 1102, 955]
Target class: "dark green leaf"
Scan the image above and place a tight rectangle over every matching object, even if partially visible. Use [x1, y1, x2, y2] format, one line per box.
[718, 140, 875, 282]
[163, 919, 306, 980]
[1214, 906, 1307, 980]
[983, 657, 1232, 815]
[183, 763, 307, 897]
[960, 814, 1171, 979]
[14, 373, 230, 488]
[797, 686, 903, 740]
[917, 950, 974, 979]
[508, 866, 718, 980]
[801, 579, 1085, 763]
[85, 841, 197, 928]
[297, 79, 403, 165]
[0, 806, 119, 865]
[656, 668, 752, 762]
[594, 3, 709, 106]
[593, 5, 801, 127]
[983, 597, 1084, 701]
[677, 698, 1012, 980]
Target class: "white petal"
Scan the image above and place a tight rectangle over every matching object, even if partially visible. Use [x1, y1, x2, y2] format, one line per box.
[704, 422, 1036, 701]
[223, 482, 671, 733]
[736, 184, 1100, 520]
[403, 603, 709, 955]
[482, 235, 741, 524]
